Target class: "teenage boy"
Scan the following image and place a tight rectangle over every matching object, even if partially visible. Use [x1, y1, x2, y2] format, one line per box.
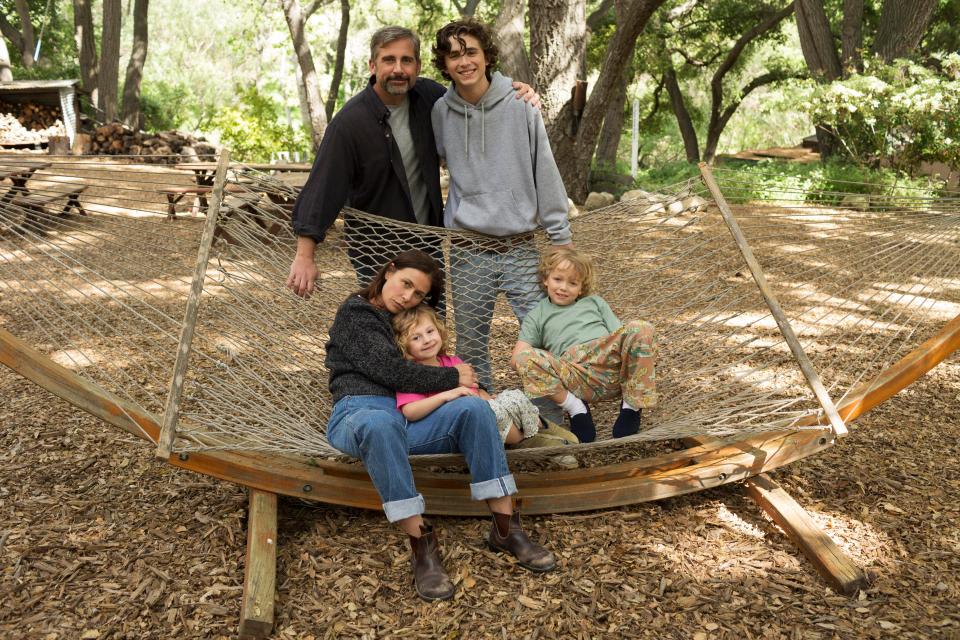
[431, 18, 572, 390]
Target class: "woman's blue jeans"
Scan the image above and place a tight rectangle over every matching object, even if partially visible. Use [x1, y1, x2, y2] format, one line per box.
[326, 395, 516, 522]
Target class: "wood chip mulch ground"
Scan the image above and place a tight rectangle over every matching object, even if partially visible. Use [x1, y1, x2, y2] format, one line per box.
[2, 350, 958, 639]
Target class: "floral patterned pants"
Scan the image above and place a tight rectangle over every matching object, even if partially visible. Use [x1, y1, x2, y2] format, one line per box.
[514, 320, 658, 409]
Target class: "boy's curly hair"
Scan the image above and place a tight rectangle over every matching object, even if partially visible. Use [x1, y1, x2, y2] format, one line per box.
[538, 247, 596, 298]
[391, 305, 449, 360]
[431, 18, 499, 82]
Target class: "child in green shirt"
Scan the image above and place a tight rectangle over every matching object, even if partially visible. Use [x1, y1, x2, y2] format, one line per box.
[511, 248, 658, 442]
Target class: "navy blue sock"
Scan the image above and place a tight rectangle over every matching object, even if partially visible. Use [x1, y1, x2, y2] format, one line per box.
[568, 406, 595, 443]
[612, 407, 641, 438]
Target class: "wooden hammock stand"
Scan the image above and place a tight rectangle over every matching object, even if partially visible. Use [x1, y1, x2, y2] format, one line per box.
[3, 311, 959, 635]
[3, 159, 960, 635]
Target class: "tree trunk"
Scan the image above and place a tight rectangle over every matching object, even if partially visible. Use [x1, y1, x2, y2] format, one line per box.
[281, 0, 327, 150]
[595, 65, 630, 168]
[840, 0, 863, 74]
[552, 0, 667, 202]
[0, 37, 12, 81]
[451, 0, 482, 16]
[324, 0, 350, 122]
[703, 2, 795, 163]
[325, 0, 350, 121]
[871, 0, 938, 62]
[530, 0, 587, 128]
[494, 0, 532, 84]
[122, 0, 149, 130]
[13, 0, 35, 67]
[795, 0, 842, 81]
[664, 68, 700, 163]
[795, 0, 841, 157]
[73, 0, 99, 107]
[99, 0, 122, 122]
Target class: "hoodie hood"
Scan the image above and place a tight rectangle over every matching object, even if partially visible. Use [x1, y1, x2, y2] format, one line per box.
[441, 71, 516, 156]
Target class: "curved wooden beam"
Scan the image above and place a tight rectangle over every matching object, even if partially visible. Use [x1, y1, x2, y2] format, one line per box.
[3, 313, 959, 514]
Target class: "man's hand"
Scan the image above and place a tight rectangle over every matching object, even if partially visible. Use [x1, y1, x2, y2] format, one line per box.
[287, 236, 319, 298]
[512, 81, 542, 110]
[454, 362, 478, 388]
[287, 256, 319, 298]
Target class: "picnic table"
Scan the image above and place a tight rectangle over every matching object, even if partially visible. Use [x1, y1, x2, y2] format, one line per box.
[0, 160, 52, 205]
[176, 161, 311, 187]
[166, 161, 308, 221]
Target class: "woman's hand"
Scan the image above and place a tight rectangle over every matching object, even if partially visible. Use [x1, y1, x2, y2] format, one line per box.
[455, 362, 477, 388]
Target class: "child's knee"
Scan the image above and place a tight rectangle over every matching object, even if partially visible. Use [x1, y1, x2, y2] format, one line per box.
[512, 347, 536, 369]
[624, 319, 655, 335]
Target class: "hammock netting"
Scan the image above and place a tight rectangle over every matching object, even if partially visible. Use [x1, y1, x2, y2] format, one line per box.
[1, 154, 958, 468]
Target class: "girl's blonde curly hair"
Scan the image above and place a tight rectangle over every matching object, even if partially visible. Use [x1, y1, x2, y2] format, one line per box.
[391, 305, 449, 360]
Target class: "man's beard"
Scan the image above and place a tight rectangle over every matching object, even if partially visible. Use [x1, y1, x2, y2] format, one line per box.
[381, 74, 414, 96]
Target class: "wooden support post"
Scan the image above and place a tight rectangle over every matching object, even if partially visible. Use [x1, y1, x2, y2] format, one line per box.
[744, 473, 870, 596]
[156, 150, 231, 459]
[239, 489, 277, 638]
[684, 435, 867, 595]
[698, 162, 848, 438]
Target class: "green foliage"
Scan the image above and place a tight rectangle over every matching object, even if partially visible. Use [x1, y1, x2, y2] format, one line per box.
[3, 0, 78, 79]
[207, 85, 308, 163]
[804, 55, 960, 172]
[139, 81, 192, 132]
[635, 158, 947, 206]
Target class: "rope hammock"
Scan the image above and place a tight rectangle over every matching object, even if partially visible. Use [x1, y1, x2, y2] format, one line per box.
[1, 154, 959, 479]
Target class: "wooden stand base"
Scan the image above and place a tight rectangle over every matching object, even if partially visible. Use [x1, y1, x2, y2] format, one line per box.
[684, 436, 869, 596]
[239, 489, 277, 638]
[744, 473, 870, 596]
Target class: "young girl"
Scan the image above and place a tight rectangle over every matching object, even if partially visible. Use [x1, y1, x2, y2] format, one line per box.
[511, 247, 658, 443]
[393, 305, 577, 447]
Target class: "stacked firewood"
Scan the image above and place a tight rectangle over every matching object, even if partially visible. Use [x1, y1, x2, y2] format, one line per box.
[0, 100, 62, 130]
[89, 123, 218, 162]
[0, 112, 65, 145]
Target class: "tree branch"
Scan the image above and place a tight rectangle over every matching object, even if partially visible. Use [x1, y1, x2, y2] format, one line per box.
[586, 0, 615, 32]
[303, 0, 326, 20]
[0, 14, 24, 53]
[717, 68, 801, 131]
[709, 2, 795, 131]
[641, 75, 665, 130]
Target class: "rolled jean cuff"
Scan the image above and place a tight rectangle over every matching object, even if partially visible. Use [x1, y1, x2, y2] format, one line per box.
[383, 494, 425, 522]
[470, 474, 517, 501]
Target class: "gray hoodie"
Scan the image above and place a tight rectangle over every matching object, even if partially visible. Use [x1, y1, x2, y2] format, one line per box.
[432, 71, 572, 244]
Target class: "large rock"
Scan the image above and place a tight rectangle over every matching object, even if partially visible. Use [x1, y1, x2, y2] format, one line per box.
[621, 188, 657, 203]
[682, 195, 709, 212]
[583, 191, 616, 211]
[841, 193, 870, 210]
[567, 198, 580, 219]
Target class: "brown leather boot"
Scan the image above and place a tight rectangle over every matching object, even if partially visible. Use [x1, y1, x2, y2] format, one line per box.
[487, 501, 557, 573]
[409, 524, 454, 601]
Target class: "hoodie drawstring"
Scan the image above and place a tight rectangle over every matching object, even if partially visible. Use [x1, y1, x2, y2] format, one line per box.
[481, 102, 485, 155]
[463, 103, 486, 158]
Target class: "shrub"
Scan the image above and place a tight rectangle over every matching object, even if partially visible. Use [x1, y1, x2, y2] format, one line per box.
[804, 55, 960, 174]
[208, 85, 308, 162]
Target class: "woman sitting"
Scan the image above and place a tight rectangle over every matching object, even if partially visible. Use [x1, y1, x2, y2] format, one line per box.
[324, 249, 556, 602]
